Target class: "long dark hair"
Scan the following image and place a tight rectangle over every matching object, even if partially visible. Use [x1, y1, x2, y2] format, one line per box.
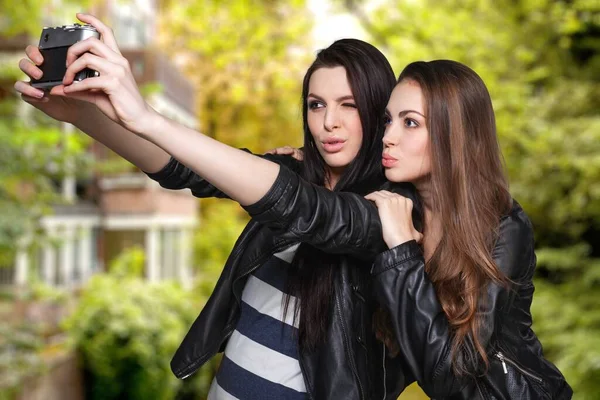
[285, 39, 396, 352]
[399, 60, 512, 374]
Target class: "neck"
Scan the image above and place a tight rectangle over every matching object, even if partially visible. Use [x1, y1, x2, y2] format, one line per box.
[325, 167, 343, 190]
[414, 176, 442, 260]
[414, 176, 434, 216]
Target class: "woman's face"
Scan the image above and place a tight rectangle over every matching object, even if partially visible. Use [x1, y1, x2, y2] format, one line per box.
[307, 66, 363, 174]
[382, 79, 431, 183]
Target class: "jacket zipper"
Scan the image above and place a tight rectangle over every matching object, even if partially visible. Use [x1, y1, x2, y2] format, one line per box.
[298, 353, 315, 400]
[381, 342, 387, 400]
[334, 289, 365, 400]
[495, 351, 543, 384]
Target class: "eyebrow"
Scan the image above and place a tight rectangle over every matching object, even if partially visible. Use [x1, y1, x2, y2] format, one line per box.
[308, 93, 355, 102]
[399, 109, 425, 118]
[385, 108, 426, 118]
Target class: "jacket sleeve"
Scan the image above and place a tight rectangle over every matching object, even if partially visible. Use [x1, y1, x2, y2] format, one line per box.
[370, 205, 536, 398]
[144, 149, 301, 199]
[243, 165, 418, 260]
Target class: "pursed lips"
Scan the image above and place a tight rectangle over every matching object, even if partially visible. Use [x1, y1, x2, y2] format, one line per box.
[321, 137, 347, 153]
[382, 152, 398, 167]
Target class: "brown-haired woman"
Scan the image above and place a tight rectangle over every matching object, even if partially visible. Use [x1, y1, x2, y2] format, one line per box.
[361, 60, 572, 399]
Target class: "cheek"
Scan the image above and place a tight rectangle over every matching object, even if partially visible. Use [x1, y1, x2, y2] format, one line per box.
[347, 114, 363, 149]
[417, 139, 432, 174]
[399, 134, 428, 162]
[390, 133, 431, 181]
[307, 113, 321, 139]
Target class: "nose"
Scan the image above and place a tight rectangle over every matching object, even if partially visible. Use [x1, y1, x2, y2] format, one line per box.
[382, 125, 399, 147]
[324, 108, 340, 132]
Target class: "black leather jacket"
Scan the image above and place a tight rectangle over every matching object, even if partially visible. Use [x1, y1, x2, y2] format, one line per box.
[147, 154, 416, 400]
[241, 166, 573, 400]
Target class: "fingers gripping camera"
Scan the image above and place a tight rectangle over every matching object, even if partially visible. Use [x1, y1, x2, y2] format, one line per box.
[31, 23, 100, 89]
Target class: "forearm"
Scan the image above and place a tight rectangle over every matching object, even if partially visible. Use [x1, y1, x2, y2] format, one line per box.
[141, 112, 279, 206]
[73, 104, 171, 173]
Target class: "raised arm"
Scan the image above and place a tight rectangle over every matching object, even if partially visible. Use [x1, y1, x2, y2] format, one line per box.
[370, 204, 535, 397]
[43, 13, 420, 257]
[144, 151, 301, 199]
[15, 16, 301, 201]
[15, 28, 172, 174]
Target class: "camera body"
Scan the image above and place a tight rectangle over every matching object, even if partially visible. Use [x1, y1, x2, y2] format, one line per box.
[31, 23, 100, 89]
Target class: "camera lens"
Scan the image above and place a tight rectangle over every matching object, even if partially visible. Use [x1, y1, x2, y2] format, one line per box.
[43, 34, 49, 42]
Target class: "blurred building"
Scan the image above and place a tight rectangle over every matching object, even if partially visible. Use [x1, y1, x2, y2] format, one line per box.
[0, 0, 198, 290]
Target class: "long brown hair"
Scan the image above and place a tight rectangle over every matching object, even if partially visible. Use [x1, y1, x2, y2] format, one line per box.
[398, 60, 512, 374]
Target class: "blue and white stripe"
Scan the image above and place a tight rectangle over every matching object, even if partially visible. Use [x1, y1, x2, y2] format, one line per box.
[209, 244, 306, 400]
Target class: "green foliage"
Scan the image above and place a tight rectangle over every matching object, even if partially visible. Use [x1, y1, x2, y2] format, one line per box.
[158, 0, 312, 151]
[0, 107, 93, 263]
[0, 2, 95, 265]
[193, 198, 248, 297]
[64, 251, 205, 400]
[25, 281, 70, 304]
[340, 0, 600, 398]
[0, 0, 93, 36]
[108, 245, 146, 278]
[0, 323, 45, 399]
[532, 278, 600, 396]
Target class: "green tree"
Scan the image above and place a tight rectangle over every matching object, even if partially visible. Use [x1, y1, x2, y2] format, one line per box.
[340, 0, 600, 397]
[0, 0, 93, 266]
[158, 0, 312, 150]
[64, 248, 204, 400]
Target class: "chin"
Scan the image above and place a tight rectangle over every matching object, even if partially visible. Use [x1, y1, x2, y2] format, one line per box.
[384, 169, 406, 183]
[321, 153, 354, 169]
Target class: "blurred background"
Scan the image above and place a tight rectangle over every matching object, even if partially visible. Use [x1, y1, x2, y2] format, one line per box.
[0, 0, 598, 399]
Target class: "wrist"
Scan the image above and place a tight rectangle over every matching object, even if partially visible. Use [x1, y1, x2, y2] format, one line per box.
[135, 106, 166, 140]
[385, 234, 414, 249]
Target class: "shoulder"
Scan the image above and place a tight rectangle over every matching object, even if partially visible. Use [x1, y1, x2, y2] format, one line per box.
[261, 152, 302, 173]
[494, 199, 536, 280]
[498, 200, 534, 246]
[379, 181, 419, 206]
[380, 180, 416, 195]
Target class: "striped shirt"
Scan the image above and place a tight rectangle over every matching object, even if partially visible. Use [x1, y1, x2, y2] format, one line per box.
[208, 243, 307, 400]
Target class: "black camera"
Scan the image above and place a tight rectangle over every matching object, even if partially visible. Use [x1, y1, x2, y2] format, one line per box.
[30, 23, 100, 89]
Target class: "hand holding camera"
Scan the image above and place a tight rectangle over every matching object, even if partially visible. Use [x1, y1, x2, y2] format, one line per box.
[15, 13, 156, 135]
[14, 23, 97, 125]
[30, 23, 100, 89]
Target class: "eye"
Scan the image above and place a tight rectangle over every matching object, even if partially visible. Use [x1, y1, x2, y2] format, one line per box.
[308, 101, 324, 110]
[404, 118, 419, 128]
[342, 103, 357, 109]
[383, 115, 392, 126]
